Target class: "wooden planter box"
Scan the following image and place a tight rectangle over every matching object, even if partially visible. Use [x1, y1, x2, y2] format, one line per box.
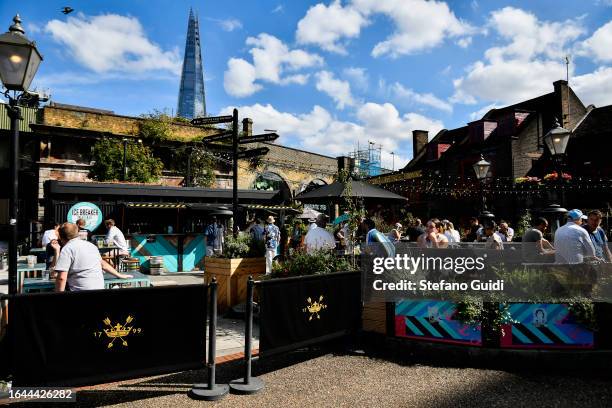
[204, 257, 265, 312]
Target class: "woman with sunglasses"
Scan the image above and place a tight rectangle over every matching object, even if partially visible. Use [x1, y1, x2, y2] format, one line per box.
[417, 219, 449, 248]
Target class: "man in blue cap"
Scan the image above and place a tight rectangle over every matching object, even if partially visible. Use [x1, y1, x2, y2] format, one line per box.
[553, 209, 596, 264]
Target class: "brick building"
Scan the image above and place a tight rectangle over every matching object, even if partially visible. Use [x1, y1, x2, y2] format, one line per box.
[0, 102, 336, 236]
[368, 80, 612, 225]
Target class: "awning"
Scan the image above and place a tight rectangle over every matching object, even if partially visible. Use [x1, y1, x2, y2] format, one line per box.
[241, 204, 300, 213]
[123, 202, 187, 209]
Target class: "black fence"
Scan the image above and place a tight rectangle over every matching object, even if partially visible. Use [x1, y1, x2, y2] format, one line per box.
[7, 284, 207, 386]
[257, 271, 361, 357]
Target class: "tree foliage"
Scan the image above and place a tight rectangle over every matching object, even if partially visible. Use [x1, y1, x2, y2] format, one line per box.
[139, 110, 173, 143]
[178, 146, 216, 187]
[89, 138, 163, 183]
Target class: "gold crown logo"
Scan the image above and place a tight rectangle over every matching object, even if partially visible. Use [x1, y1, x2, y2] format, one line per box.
[303, 295, 328, 321]
[94, 315, 142, 348]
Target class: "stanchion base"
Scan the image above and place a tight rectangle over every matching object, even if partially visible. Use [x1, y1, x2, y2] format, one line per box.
[188, 383, 229, 401]
[229, 377, 265, 395]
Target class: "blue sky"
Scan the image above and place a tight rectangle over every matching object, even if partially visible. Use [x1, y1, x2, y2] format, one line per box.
[2, 0, 612, 168]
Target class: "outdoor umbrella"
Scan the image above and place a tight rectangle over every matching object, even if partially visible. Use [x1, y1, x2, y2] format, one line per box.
[332, 213, 350, 225]
[296, 207, 322, 219]
[295, 178, 407, 203]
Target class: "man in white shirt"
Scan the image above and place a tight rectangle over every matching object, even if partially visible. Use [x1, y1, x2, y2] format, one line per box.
[304, 214, 335, 254]
[40, 220, 59, 247]
[554, 209, 596, 264]
[495, 221, 514, 242]
[104, 219, 129, 255]
[55, 223, 132, 292]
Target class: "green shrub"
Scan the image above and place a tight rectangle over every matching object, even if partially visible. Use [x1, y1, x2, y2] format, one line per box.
[271, 249, 355, 278]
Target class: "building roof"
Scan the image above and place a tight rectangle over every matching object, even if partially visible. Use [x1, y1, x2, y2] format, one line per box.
[45, 180, 280, 202]
[572, 105, 612, 139]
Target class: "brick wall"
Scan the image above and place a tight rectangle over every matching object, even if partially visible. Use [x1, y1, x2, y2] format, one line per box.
[511, 117, 542, 178]
[42, 106, 218, 140]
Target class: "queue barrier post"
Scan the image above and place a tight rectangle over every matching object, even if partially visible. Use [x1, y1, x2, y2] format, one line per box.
[229, 276, 264, 394]
[189, 277, 229, 401]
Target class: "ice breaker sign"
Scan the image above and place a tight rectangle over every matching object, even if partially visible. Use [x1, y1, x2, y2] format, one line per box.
[67, 202, 103, 231]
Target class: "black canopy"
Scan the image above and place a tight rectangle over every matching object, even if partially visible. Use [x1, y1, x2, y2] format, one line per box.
[295, 178, 407, 202]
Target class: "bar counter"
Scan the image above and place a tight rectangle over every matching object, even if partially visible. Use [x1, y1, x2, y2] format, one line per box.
[127, 233, 206, 273]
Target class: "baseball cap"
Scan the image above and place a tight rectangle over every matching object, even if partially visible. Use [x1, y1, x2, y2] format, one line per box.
[567, 209, 587, 221]
[395, 222, 403, 229]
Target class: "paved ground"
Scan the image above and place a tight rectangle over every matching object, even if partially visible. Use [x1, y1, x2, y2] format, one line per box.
[0, 271, 258, 358]
[5, 349, 612, 407]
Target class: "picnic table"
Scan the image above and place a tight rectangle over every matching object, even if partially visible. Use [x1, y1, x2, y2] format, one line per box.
[22, 271, 151, 293]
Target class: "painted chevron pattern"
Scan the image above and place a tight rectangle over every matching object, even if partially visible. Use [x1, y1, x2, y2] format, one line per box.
[395, 300, 482, 346]
[500, 303, 594, 349]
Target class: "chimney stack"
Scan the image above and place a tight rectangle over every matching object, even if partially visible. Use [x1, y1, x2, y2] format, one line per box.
[242, 118, 253, 136]
[412, 130, 429, 157]
[336, 156, 355, 174]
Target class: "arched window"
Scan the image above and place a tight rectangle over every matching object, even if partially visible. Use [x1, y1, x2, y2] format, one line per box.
[252, 171, 291, 202]
[300, 178, 327, 194]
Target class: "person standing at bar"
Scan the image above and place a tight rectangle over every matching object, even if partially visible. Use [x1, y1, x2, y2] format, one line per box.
[104, 219, 129, 255]
[263, 216, 280, 274]
[76, 218, 91, 241]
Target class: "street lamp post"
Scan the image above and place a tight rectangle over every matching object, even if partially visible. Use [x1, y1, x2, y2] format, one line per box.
[0, 15, 43, 295]
[472, 154, 491, 214]
[543, 119, 571, 205]
[121, 138, 142, 181]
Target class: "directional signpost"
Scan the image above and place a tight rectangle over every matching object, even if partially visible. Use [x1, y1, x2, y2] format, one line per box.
[193, 111, 274, 237]
[236, 147, 269, 159]
[202, 130, 233, 144]
[238, 133, 279, 144]
[191, 115, 233, 126]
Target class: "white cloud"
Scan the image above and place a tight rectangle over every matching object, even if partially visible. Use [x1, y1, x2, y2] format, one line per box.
[354, 0, 476, 58]
[484, 7, 584, 62]
[315, 71, 355, 109]
[452, 8, 584, 105]
[223, 34, 323, 97]
[296, 0, 475, 57]
[212, 18, 242, 32]
[390, 82, 453, 112]
[45, 14, 181, 75]
[572, 66, 612, 107]
[219, 101, 443, 165]
[452, 59, 567, 105]
[343, 67, 368, 91]
[577, 20, 612, 62]
[296, 1, 368, 54]
[272, 5, 284, 13]
[224, 58, 262, 97]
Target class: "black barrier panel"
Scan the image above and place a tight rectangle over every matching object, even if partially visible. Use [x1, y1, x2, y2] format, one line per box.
[9, 284, 207, 387]
[258, 271, 361, 357]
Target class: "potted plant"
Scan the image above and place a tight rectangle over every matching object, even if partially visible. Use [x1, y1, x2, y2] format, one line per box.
[205, 234, 265, 312]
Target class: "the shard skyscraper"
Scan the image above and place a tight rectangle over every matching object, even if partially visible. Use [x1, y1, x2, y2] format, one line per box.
[177, 8, 206, 119]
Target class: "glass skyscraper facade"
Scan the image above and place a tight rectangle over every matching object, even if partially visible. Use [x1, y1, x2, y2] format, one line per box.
[177, 9, 206, 119]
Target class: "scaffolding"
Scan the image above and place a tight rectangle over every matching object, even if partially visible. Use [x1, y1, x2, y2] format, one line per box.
[349, 141, 388, 177]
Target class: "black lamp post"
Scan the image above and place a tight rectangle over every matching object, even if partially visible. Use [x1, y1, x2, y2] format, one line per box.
[121, 138, 142, 181]
[0, 15, 43, 295]
[472, 154, 491, 215]
[543, 119, 571, 205]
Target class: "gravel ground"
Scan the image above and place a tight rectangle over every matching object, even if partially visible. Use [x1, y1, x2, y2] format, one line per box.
[9, 349, 612, 408]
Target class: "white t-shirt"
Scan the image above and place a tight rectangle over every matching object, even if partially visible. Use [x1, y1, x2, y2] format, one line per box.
[304, 226, 336, 254]
[41, 229, 58, 246]
[105, 225, 129, 253]
[554, 222, 596, 264]
[54, 238, 104, 291]
[444, 230, 461, 243]
[485, 233, 504, 250]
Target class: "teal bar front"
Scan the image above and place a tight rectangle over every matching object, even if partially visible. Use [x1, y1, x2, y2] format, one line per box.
[128, 234, 206, 273]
